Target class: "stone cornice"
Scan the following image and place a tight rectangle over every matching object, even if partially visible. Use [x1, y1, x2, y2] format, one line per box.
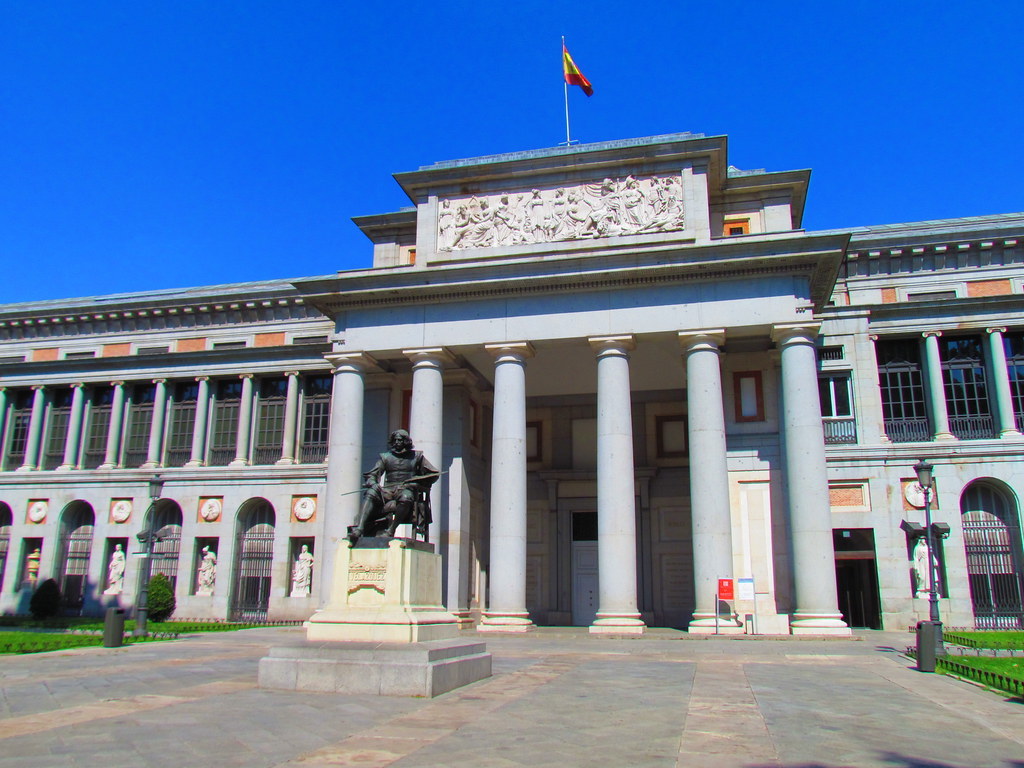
[295, 231, 850, 316]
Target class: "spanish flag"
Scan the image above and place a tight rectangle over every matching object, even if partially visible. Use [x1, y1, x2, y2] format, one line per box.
[563, 44, 593, 97]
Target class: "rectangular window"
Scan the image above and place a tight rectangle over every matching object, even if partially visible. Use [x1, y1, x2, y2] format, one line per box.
[733, 371, 764, 422]
[4, 391, 33, 470]
[82, 386, 113, 469]
[253, 377, 287, 465]
[42, 388, 73, 470]
[819, 375, 856, 444]
[723, 219, 750, 236]
[656, 414, 687, 458]
[124, 384, 155, 468]
[1005, 332, 1024, 432]
[165, 382, 198, 467]
[299, 374, 331, 464]
[941, 335, 994, 439]
[208, 379, 242, 466]
[876, 339, 929, 442]
[526, 421, 543, 462]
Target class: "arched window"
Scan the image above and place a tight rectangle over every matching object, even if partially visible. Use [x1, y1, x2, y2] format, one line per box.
[230, 499, 276, 621]
[0, 503, 11, 589]
[960, 482, 1024, 629]
[59, 502, 95, 614]
[149, 501, 183, 591]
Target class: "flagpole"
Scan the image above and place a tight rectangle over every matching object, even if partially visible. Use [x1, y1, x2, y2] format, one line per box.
[562, 36, 572, 145]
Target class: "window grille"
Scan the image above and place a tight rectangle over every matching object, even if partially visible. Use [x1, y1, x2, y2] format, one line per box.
[149, 505, 183, 591]
[818, 345, 845, 361]
[253, 378, 286, 465]
[1004, 332, 1024, 432]
[42, 388, 73, 470]
[165, 382, 198, 467]
[961, 483, 1024, 629]
[876, 339, 929, 442]
[208, 379, 242, 466]
[299, 374, 331, 463]
[3, 391, 32, 470]
[941, 336, 995, 439]
[230, 501, 276, 622]
[0, 508, 10, 589]
[137, 346, 170, 355]
[82, 386, 113, 469]
[123, 384, 155, 468]
[292, 335, 329, 345]
[58, 506, 94, 615]
[818, 375, 856, 444]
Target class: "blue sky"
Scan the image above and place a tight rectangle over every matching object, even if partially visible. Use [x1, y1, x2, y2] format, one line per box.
[2, 2, 1023, 304]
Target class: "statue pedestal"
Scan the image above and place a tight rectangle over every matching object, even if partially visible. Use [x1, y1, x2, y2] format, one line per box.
[261, 537, 490, 697]
[305, 538, 461, 643]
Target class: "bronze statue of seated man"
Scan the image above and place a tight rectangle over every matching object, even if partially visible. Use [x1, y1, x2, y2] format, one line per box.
[347, 429, 439, 545]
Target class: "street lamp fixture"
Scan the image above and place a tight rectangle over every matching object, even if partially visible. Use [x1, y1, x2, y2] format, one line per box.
[134, 475, 165, 637]
[912, 458, 944, 668]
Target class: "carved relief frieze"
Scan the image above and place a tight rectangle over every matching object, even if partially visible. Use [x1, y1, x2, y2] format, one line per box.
[437, 174, 686, 252]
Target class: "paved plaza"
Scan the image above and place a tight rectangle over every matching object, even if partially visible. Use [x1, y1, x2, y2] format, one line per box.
[0, 626, 1021, 768]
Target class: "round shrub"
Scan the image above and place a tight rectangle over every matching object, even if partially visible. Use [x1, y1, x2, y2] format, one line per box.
[147, 573, 176, 622]
[29, 579, 62, 620]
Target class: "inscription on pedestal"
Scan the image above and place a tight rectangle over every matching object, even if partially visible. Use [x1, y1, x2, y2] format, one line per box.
[348, 563, 387, 596]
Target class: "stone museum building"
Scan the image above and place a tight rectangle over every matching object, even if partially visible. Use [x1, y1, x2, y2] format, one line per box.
[1, 132, 1023, 633]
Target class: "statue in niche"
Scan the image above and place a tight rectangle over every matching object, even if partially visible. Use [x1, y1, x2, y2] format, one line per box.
[290, 544, 314, 596]
[103, 544, 126, 595]
[25, 548, 41, 585]
[197, 546, 217, 595]
[911, 537, 940, 598]
[347, 429, 439, 545]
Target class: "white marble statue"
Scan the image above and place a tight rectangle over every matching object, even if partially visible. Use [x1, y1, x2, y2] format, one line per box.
[197, 546, 217, 596]
[911, 537, 939, 597]
[103, 543, 125, 595]
[290, 544, 314, 597]
[438, 173, 686, 251]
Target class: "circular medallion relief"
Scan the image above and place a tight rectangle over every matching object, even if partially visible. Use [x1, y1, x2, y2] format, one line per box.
[200, 498, 222, 522]
[904, 482, 928, 509]
[27, 500, 47, 524]
[111, 499, 132, 523]
[293, 497, 316, 521]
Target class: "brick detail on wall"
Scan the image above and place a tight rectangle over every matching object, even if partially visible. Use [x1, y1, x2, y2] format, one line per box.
[880, 287, 898, 303]
[177, 337, 207, 353]
[255, 332, 286, 347]
[966, 279, 1013, 298]
[102, 343, 132, 357]
[31, 348, 59, 362]
[829, 484, 865, 508]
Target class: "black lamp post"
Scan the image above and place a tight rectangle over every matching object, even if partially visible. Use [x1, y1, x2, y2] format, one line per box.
[913, 458, 944, 663]
[133, 475, 165, 637]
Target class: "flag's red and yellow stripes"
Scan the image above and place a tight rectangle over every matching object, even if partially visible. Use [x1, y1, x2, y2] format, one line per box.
[562, 44, 593, 96]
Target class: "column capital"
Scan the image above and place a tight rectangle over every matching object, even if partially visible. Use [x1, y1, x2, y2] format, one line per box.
[868, 334, 879, 342]
[986, 326, 1008, 335]
[194, 376, 209, 383]
[771, 323, 821, 345]
[238, 373, 253, 380]
[284, 370, 301, 378]
[152, 378, 167, 385]
[588, 335, 636, 356]
[70, 382, 86, 389]
[110, 380, 125, 387]
[922, 330, 943, 339]
[403, 346, 456, 367]
[678, 329, 725, 352]
[31, 384, 45, 391]
[325, 351, 377, 373]
[484, 341, 534, 361]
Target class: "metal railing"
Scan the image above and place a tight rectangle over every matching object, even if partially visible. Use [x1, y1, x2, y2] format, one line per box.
[299, 443, 328, 464]
[949, 415, 996, 440]
[883, 418, 931, 443]
[251, 447, 282, 465]
[822, 418, 857, 444]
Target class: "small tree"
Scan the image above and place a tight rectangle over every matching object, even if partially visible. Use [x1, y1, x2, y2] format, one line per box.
[147, 573, 176, 622]
[30, 578, 62, 620]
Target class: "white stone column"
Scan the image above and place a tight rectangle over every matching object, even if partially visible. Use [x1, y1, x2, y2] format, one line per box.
[276, 371, 301, 465]
[679, 330, 739, 632]
[57, 383, 87, 470]
[479, 342, 535, 632]
[922, 331, 955, 441]
[99, 381, 127, 470]
[318, 352, 375, 606]
[404, 347, 454, 544]
[986, 327, 1022, 438]
[186, 377, 211, 466]
[773, 324, 849, 635]
[0, 387, 7, 469]
[589, 335, 645, 634]
[141, 379, 168, 469]
[18, 385, 46, 472]
[229, 374, 255, 467]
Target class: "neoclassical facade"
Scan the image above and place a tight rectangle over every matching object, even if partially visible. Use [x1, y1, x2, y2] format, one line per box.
[1, 133, 1022, 633]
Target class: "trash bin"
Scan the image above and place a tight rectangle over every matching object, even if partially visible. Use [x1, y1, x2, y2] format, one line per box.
[916, 620, 939, 672]
[103, 607, 126, 648]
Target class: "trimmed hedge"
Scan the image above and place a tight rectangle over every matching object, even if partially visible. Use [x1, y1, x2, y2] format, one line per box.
[0, 631, 171, 655]
[937, 656, 1024, 698]
[944, 631, 1024, 650]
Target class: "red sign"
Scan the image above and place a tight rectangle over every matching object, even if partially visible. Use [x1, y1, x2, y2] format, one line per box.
[718, 579, 735, 600]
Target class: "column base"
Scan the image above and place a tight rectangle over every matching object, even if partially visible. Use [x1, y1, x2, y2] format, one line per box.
[589, 615, 645, 635]
[789, 613, 851, 636]
[478, 613, 534, 633]
[688, 614, 744, 634]
[55, 464, 75, 472]
[97, 462, 118, 470]
[14, 465, 35, 473]
[275, 457, 297, 465]
[184, 459, 206, 467]
[999, 428, 1024, 438]
[228, 459, 250, 467]
[933, 432, 957, 441]
[139, 461, 162, 469]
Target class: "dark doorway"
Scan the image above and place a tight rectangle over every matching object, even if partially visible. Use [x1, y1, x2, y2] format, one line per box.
[833, 528, 882, 629]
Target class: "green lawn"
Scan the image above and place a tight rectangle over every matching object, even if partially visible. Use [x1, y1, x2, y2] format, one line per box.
[944, 630, 1024, 650]
[0, 630, 168, 654]
[938, 655, 1024, 698]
